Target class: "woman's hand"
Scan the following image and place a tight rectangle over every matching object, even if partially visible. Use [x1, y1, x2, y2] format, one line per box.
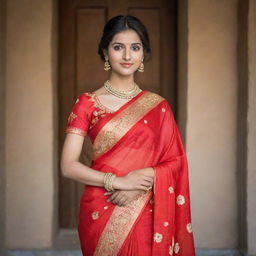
[105, 190, 145, 207]
[113, 169, 154, 191]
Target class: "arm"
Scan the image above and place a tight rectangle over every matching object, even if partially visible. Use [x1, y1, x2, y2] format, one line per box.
[60, 133, 153, 190]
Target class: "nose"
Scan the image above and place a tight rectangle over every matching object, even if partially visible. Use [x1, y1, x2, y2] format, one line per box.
[123, 47, 131, 61]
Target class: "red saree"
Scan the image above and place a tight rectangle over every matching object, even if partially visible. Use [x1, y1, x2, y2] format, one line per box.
[65, 90, 195, 256]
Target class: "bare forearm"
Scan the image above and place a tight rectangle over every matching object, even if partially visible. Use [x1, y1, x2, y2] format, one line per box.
[61, 161, 106, 187]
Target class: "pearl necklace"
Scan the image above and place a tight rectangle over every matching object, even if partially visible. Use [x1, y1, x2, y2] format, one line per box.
[103, 80, 141, 99]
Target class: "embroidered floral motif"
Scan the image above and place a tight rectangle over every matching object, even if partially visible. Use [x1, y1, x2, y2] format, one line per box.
[92, 211, 99, 220]
[174, 242, 180, 254]
[186, 223, 193, 233]
[163, 221, 169, 227]
[168, 186, 174, 194]
[176, 195, 185, 205]
[84, 92, 114, 130]
[154, 232, 163, 243]
[67, 112, 77, 123]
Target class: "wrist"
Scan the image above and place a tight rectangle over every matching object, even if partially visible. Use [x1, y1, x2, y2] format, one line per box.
[112, 176, 122, 190]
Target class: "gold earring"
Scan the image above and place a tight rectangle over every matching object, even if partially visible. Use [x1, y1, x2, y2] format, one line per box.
[104, 56, 111, 71]
[138, 59, 144, 72]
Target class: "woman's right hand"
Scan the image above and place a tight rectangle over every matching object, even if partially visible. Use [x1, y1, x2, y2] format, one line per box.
[113, 170, 154, 191]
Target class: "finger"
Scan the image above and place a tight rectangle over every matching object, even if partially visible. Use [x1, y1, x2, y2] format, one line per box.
[108, 192, 119, 202]
[111, 193, 123, 204]
[141, 180, 153, 187]
[118, 197, 127, 207]
[143, 176, 154, 183]
[104, 192, 113, 196]
[140, 184, 151, 191]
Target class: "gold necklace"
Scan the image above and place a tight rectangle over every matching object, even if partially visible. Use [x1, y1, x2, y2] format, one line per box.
[103, 80, 141, 99]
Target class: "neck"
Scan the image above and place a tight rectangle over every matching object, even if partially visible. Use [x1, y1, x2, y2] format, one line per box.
[108, 72, 135, 91]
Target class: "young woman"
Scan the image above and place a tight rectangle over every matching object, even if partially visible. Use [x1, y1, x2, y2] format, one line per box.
[61, 15, 195, 256]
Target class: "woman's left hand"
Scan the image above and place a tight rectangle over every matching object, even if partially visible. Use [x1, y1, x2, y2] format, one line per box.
[105, 190, 145, 207]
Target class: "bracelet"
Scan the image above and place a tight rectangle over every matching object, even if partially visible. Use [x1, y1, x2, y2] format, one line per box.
[103, 172, 116, 192]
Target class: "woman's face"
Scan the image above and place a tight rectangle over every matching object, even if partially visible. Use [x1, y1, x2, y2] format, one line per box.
[105, 29, 144, 76]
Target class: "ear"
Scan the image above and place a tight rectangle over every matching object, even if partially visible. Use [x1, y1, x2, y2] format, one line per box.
[103, 49, 108, 59]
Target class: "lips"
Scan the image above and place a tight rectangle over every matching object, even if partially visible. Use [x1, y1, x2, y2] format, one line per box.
[120, 63, 133, 68]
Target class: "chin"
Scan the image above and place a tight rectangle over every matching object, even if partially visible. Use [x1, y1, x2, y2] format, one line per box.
[112, 68, 138, 76]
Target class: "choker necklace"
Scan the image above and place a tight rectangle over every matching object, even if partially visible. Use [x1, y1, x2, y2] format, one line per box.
[103, 80, 142, 99]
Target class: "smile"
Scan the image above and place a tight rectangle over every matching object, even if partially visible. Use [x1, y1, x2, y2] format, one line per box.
[120, 63, 133, 68]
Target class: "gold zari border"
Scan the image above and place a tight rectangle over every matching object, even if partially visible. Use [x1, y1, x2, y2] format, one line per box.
[93, 91, 164, 160]
[65, 127, 87, 137]
[94, 191, 152, 256]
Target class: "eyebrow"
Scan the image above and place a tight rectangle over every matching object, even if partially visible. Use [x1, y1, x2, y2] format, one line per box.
[111, 42, 142, 46]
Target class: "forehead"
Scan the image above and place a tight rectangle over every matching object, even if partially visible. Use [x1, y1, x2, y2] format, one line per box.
[111, 29, 142, 44]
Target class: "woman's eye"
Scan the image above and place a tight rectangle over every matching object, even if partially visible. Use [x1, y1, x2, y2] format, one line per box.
[113, 45, 122, 51]
[132, 45, 140, 51]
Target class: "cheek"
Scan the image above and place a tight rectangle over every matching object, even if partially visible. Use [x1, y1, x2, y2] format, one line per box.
[108, 50, 122, 62]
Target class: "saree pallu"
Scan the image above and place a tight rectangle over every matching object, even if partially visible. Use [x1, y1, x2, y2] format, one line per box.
[65, 90, 195, 256]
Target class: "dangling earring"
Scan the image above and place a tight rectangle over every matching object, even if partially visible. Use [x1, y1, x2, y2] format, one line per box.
[104, 56, 111, 71]
[138, 58, 144, 72]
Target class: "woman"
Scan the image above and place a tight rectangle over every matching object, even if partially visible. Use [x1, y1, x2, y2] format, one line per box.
[61, 15, 195, 256]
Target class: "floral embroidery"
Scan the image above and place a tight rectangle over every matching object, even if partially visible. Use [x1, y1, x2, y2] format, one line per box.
[176, 195, 185, 205]
[154, 232, 163, 243]
[83, 92, 114, 130]
[168, 186, 174, 194]
[93, 92, 164, 160]
[163, 221, 169, 227]
[186, 223, 193, 233]
[174, 242, 180, 254]
[92, 211, 99, 220]
[67, 112, 77, 123]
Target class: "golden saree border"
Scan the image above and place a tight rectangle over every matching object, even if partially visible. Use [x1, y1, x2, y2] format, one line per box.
[93, 91, 164, 160]
[65, 127, 87, 137]
[94, 191, 152, 256]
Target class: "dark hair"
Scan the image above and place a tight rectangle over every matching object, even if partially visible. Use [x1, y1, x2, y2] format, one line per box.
[98, 15, 151, 61]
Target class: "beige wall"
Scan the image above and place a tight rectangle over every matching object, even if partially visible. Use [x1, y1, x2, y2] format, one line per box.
[247, 0, 256, 254]
[185, 0, 238, 248]
[2, 0, 254, 253]
[5, 0, 58, 248]
[0, 0, 6, 253]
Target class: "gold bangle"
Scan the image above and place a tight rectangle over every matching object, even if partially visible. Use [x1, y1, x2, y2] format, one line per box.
[103, 173, 116, 192]
[108, 174, 116, 191]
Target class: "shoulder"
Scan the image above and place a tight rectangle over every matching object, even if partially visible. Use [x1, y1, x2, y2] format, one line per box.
[73, 92, 96, 115]
[144, 90, 166, 103]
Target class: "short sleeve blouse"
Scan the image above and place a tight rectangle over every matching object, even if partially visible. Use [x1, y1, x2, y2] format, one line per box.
[65, 94, 91, 137]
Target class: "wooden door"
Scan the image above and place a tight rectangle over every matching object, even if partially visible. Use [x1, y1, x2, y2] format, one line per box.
[59, 0, 177, 228]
